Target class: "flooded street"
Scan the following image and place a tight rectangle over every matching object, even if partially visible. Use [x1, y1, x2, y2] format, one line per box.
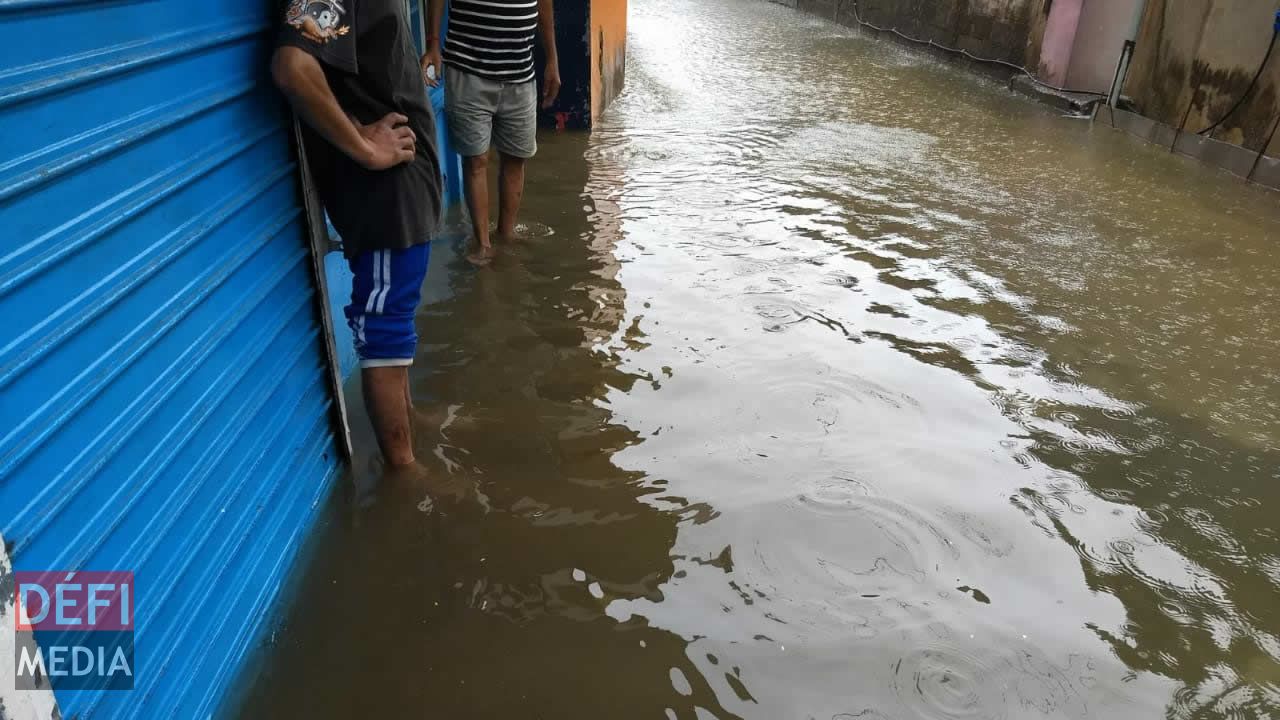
[244, 0, 1280, 717]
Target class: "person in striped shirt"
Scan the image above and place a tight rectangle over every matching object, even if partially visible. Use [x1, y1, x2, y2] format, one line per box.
[424, 0, 560, 265]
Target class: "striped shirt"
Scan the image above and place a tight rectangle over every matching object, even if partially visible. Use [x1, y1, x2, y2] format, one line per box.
[444, 0, 539, 83]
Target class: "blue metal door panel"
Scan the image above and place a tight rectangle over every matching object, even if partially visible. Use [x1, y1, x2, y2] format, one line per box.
[0, 0, 343, 717]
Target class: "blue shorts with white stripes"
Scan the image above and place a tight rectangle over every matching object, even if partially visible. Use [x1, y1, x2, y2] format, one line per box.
[344, 244, 431, 368]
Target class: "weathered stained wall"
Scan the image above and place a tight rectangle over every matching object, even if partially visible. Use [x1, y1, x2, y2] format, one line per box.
[795, 0, 1051, 68]
[1124, 0, 1280, 152]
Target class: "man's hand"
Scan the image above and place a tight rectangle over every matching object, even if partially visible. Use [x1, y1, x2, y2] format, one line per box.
[272, 48, 412, 171]
[421, 46, 443, 87]
[358, 113, 417, 170]
[427, 0, 446, 86]
[541, 61, 561, 109]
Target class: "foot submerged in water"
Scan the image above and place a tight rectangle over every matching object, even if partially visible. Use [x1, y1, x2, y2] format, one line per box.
[497, 221, 554, 243]
[466, 242, 497, 267]
[382, 461, 474, 514]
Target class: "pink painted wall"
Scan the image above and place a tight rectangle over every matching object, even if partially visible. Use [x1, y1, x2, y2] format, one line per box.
[1038, 0, 1084, 86]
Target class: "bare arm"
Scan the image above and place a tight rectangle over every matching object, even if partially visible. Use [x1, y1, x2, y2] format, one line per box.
[537, 0, 560, 108]
[272, 46, 415, 170]
[428, 0, 444, 50]
[422, 0, 446, 86]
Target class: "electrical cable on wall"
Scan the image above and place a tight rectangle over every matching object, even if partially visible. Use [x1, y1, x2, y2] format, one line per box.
[839, 0, 1108, 98]
[1196, 13, 1280, 136]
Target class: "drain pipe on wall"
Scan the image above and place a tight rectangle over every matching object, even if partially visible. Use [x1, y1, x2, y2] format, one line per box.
[1247, 12, 1280, 183]
[1246, 111, 1280, 181]
[1106, 0, 1149, 108]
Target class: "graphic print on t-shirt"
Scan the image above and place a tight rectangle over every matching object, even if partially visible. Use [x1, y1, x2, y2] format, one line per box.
[286, 0, 351, 44]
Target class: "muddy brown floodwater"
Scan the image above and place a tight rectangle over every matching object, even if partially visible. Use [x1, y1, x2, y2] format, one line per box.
[240, 0, 1280, 717]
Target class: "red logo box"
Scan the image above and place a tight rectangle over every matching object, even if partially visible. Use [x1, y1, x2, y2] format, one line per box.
[14, 571, 133, 632]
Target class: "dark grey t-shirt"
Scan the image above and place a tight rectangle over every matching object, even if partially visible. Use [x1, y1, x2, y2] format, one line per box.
[277, 0, 442, 258]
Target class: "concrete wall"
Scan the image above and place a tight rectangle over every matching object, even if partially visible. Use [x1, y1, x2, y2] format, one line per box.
[1125, 0, 1280, 152]
[1065, 0, 1141, 93]
[796, 0, 1051, 67]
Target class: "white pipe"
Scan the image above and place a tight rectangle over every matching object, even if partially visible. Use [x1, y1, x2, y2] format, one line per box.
[1124, 0, 1150, 42]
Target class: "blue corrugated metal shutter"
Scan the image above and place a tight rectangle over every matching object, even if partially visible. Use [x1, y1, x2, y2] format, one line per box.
[0, 0, 343, 716]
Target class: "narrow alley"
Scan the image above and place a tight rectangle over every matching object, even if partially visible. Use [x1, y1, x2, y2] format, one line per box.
[242, 0, 1280, 717]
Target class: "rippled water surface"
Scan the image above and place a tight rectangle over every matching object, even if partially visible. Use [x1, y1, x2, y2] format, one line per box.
[243, 0, 1280, 717]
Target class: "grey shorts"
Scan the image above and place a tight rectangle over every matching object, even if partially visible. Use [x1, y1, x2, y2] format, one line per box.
[444, 65, 537, 159]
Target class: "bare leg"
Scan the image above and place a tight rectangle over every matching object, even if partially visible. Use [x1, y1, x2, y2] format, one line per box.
[367, 368, 467, 505]
[497, 153, 527, 240]
[462, 153, 494, 264]
[402, 370, 414, 430]
[363, 365, 415, 467]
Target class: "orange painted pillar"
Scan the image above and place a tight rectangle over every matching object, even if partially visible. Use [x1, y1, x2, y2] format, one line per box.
[589, 0, 627, 123]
